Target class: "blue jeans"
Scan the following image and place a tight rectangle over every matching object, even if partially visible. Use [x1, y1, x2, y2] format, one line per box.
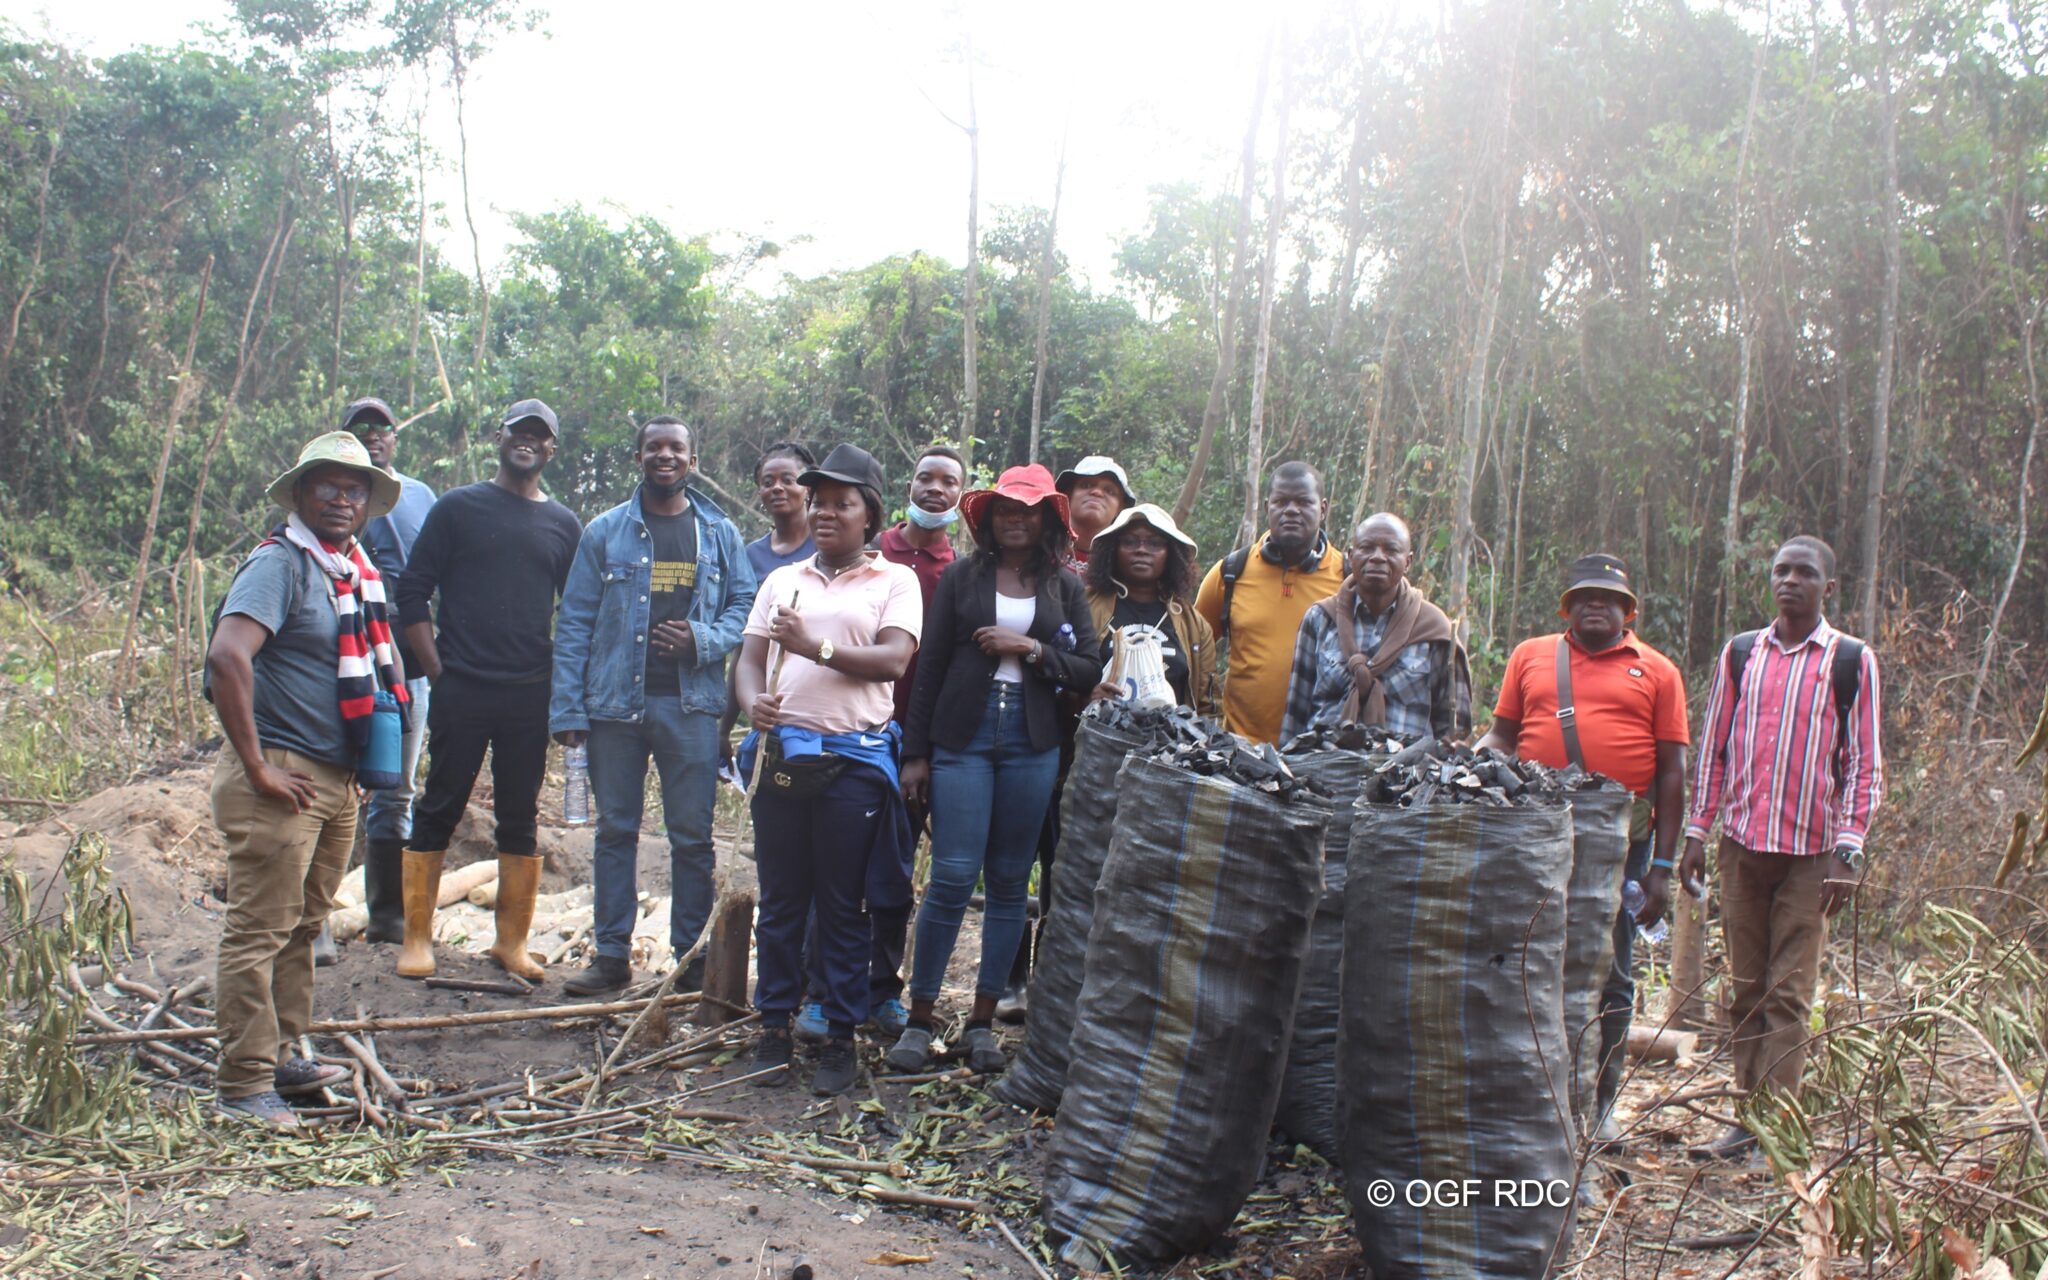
[363, 677, 430, 842]
[911, 684, 1060, 1003]
[587, 700, 719, 962]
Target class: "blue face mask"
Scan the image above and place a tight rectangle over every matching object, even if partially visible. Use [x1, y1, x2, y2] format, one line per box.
[905, 503, 959, 531]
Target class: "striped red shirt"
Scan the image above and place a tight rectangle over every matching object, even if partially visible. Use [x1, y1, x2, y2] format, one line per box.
[1685, 617, 1884, 856]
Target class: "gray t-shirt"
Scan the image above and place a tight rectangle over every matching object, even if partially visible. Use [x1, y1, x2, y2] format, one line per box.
[220, 541, 350, 766]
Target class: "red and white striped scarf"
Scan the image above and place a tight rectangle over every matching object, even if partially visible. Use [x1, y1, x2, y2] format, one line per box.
[272, 515, 411, 749]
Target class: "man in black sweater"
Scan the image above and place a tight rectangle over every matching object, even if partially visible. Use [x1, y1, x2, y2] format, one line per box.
[392, 399, 582, 982]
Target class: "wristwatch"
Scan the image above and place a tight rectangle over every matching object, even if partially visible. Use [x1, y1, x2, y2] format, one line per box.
[1831, 844, 1866, 875]
[815, 639, 835, 664]
[1025, 640, 1043, 665]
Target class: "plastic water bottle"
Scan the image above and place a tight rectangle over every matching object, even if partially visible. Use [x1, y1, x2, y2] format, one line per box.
[1622, 878, 1669, 945]
[563, 743, 592, 826]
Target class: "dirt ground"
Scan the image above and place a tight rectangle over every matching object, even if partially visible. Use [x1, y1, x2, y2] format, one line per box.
[3, 750, 1806, 1278]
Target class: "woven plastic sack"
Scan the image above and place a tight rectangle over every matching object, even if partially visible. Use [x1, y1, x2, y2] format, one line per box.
[1339, 799, 1577, 1279]
[1270, 744, 1386, 1160]
[1561, 784, 1632, 1136]
[997, 706, 1167, 1112]
[1044, 753, 1329, 1268]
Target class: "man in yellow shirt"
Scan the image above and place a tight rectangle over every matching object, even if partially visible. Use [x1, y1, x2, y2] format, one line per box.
[1193, 461, 1347, 744]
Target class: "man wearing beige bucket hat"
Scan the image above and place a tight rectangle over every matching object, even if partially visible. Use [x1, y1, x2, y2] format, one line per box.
[205, 431, 410, 1128]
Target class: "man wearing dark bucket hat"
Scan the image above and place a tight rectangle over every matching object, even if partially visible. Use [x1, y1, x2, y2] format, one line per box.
[1476, 552, 1690, 1143]
[205, 432, 410, 1127]
[392, 399, 581, 983]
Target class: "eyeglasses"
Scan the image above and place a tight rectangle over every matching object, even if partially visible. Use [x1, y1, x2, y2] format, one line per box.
[306, 479, 371, 505]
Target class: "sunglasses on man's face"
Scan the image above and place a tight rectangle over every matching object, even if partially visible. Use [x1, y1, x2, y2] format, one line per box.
[306, 479, 371, 505]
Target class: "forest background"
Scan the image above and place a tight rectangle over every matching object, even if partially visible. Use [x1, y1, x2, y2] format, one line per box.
[1, 0, 2045, 798]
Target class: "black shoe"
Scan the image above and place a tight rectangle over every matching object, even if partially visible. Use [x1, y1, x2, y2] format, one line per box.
[994, 985, 1028, 1024]
[362, 839, 406, 943]
[753, 1028, 793, 1084]
[676, 953, 705, 992]
[311, 922, 338, 967]
[1695, 1123, 1758, 1161]
[273, 1055, 349, 1096]
[812, 1038, 859, 1096]
[562, 955, 632, 999]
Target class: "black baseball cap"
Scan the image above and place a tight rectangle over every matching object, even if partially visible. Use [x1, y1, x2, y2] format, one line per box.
[501, 398, 560, 438]
[797, 442, 887, 496]
[1559, 552, 1638, 615]
[340, 397, 397, 431]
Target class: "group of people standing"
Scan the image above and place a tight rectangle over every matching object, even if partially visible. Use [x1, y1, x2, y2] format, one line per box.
[205, 402, 1882, 1152]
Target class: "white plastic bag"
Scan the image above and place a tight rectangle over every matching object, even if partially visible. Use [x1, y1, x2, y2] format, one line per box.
[1111, 623, 1176, 711]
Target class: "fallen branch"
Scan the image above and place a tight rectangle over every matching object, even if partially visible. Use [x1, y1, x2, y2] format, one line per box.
[422, 977, 532, 997]
[336, 1033, 411, 1112]
[861, 1185, 983, 1213]
[75, 992, 701, 1044]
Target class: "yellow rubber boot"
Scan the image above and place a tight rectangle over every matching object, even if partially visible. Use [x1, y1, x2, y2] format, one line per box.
[488, 853, 547, 983]
[395, 848, 444, 978]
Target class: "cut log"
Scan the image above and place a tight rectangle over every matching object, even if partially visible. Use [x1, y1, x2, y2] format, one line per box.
[335, 866, 367, 908]
[1628, 1023, 1700, 1062]
[439, 861, 497, 906]
[329, 904, 370, 942]
[467, 879, 498, 908]
[701, 890, 754, 1026]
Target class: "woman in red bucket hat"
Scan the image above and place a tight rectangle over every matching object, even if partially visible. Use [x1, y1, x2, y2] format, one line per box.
[889, 464, 1103, 1075]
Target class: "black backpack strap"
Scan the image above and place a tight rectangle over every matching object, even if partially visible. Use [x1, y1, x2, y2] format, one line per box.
[1217, 546, 1252, 644]
[1714, 629, 1759, 764]
[1830, 637, 1865, 775]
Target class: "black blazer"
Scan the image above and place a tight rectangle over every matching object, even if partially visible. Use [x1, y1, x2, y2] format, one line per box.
[903, 554, 1102, 758]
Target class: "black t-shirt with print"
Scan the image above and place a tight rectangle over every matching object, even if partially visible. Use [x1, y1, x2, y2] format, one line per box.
[643, 509, 699, 695]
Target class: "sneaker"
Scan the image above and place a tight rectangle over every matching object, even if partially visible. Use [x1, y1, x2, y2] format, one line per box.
[885, 1025, 935, 1074]
[869, 997, 909, 1040]
[812, 1038, 859, 1096]
[562, 955, 632, 999]
[993, 985, 1028, 1024]
[273, 1056, 349, 1096]
[793, 1001, 830, 1043]
[216, 1090, 302, 1130]
[961, 1025, 1007, 1075]
[752, 1028, 793, 1084]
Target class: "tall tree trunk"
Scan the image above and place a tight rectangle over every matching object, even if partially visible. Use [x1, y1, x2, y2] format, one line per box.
[407, 92, 428, 411]
[0, 125, 61, 407]
[1026, 131, 1066, 464]
[960, 46, 980, 471]
[1172, 35, 1272, 529]
[449, 18, 489, 472]
[1446, 1, 1523, 625]
[115, 257, 211, 703]
[1350, 273, 1408, 527]
[1859, 0, 1903, 635]
[1240, 37, 1294, 550]
[1719, 0, 1769, 634]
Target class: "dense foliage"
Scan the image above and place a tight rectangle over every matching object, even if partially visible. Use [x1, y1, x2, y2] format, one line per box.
[1, 0, 2043, 709]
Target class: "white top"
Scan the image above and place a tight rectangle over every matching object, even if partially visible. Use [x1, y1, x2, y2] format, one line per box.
[992, 590, 1037, 684]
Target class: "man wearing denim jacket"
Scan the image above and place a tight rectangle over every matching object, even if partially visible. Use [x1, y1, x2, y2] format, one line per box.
[550, 417, 757, 996]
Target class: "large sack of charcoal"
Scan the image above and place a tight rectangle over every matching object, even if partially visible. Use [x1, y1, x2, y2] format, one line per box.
[998, 701, 1187, 1113]
[1271, 726, 1412, 1160]
[1560, 779, 1633, 1136]
[1044, 742, 1330, 1269]
[1339, 748, 1578, 1279]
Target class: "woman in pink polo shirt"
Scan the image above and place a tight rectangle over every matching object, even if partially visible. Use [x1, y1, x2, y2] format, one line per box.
[735, 444, 923, 1096]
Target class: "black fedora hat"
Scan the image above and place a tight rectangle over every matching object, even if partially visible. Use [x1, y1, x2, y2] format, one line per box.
[1559, 552, 1638, 616]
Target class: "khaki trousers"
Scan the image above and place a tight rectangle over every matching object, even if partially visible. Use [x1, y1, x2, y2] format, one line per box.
[1717, 838, 1830, 1096]
[211, 747, 357, 1097]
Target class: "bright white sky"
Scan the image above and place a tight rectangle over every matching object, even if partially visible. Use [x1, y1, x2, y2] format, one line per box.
[9, 0, 1308, 291]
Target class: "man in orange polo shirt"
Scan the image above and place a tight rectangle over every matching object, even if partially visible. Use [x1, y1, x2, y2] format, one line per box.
[1476, 552, 1689, 1141]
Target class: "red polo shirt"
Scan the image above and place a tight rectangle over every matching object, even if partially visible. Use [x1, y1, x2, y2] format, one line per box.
[878, 523, 957, 725]
[1492, 629, 1689, 795]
